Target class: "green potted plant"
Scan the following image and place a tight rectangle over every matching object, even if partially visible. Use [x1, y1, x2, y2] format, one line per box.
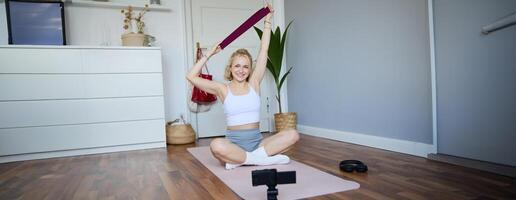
[254, 21, 296, 132]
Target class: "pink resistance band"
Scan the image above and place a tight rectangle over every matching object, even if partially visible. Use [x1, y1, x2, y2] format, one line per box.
[219, 7, 271, 49]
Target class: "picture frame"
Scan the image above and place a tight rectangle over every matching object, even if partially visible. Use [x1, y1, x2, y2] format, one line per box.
[5, 0, 67, 45]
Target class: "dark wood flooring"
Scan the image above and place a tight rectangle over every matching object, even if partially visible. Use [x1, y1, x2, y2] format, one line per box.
[0, 133, 515, 199]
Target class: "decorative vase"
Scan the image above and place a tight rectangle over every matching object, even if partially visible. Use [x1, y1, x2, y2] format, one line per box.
[121, 33, 145, 46]
[150, 0, 161, 5]
[274, 112, 297, 132]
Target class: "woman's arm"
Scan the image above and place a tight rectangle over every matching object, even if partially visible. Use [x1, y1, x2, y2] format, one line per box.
[249, 4, 274, 89]
[186, 44, 225, 98]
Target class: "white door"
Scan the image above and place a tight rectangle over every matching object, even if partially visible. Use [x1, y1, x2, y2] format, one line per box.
[189, 0, 274, 138]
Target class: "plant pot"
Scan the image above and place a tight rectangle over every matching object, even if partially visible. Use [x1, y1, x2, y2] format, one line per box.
[274, 112, 297, 132]
[121, 33, 145, 46]
[166, 123, 196, 145]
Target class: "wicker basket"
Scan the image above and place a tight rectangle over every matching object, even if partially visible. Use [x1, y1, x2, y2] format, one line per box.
[274, 112, 297, 132]
[166, 122, 196, 145]
[121, 33, 145, 46]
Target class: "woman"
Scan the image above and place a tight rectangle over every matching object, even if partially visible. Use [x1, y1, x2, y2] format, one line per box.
[186, 4, 299, 170]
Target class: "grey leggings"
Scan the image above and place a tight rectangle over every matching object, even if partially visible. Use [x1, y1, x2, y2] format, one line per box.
[226, 128, 263, 152]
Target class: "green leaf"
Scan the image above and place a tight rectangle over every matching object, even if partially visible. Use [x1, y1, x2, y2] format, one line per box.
[280, 21, 293, 59]
[274, 27, 283, 65]
[267, 58, 279, 84]
[253, 26, 263, 39]
[278, 67, 293, 93]
[269, 28, 282, 76]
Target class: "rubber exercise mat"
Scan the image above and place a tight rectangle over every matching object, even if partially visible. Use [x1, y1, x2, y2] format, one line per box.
[188, 146, 360, 200]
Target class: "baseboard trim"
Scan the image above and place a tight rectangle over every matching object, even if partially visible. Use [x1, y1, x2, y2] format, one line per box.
[0, 142, 166, 163]
[298, 125, 434, 157]
[428, 153, 516, 178]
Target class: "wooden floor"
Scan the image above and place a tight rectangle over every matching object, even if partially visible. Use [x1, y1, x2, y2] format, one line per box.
[1, 134, 515, 200]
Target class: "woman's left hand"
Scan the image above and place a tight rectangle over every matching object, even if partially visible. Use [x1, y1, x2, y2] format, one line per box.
[265, 2, 274, 21]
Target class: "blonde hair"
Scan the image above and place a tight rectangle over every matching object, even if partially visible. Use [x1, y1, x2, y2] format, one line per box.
[224, 49, 254, 81]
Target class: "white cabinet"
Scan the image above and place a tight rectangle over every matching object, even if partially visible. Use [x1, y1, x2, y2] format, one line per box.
[0, 45, 166, 163]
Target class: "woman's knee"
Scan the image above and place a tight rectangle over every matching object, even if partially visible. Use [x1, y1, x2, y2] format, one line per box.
[210, 138, 228, 156]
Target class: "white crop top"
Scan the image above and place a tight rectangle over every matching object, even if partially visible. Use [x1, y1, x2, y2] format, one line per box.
[224, 85, 261, 126]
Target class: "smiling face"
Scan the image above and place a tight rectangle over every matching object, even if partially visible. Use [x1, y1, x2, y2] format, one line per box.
[224, 49, 253, 82]
[230, 55, 252, 82]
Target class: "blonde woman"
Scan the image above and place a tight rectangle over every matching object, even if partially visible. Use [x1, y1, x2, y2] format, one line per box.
[186, 5, 299, 170]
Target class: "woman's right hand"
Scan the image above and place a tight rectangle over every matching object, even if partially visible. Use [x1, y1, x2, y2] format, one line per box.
[207, 43, 222, 58]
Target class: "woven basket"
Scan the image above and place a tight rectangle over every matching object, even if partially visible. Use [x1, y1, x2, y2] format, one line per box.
[166, 122, 196, 145]
[274, 112, 297, 132]
[121, 33, 145, 46]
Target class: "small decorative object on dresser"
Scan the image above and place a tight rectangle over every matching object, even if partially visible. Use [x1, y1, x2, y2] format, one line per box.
[149, 0, 161, 5]
[121, 5, 150, 46]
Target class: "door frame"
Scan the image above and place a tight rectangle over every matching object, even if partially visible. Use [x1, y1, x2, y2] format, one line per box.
[181, 0, 289, 131]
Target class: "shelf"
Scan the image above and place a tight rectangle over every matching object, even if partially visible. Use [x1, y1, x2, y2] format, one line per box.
[66, 0, 171, 12]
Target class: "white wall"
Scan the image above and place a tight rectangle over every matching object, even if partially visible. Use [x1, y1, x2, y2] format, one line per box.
[0, 0, 189, 123]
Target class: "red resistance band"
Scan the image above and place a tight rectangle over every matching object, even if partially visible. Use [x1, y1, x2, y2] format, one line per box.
[219, 7, 271, 49]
